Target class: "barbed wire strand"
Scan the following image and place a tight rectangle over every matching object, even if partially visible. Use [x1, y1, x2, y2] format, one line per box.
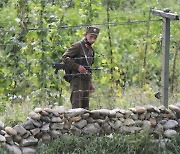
[0, 19, 162, 33]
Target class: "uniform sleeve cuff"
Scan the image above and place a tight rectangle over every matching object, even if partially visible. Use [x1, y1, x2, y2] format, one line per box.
[72, 63, 80, 70]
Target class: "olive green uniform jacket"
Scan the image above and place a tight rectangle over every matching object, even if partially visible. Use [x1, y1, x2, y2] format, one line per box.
[62, 38, 94, 109]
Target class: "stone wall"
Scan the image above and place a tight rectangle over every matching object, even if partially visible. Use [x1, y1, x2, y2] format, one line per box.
[0, 103, 180, 154]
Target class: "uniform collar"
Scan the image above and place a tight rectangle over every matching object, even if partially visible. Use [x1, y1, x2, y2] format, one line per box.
[83, 38, 91, 49]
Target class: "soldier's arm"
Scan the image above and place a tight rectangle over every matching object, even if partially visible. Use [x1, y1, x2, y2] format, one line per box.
[62, 43, 80, 71]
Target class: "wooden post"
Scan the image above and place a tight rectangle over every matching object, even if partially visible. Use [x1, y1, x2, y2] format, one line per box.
[151, 9, 179, 108]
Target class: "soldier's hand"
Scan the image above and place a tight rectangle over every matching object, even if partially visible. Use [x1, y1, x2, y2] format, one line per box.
[78, 65, 87, 73]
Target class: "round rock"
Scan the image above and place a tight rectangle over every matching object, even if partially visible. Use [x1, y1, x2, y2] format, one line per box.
[5, 127, 17, 136]
[163, 120, 178, 130]
[164, 129, 177, 138]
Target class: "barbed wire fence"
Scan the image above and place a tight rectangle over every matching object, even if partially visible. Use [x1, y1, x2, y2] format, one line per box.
[0, 1, 179, 109]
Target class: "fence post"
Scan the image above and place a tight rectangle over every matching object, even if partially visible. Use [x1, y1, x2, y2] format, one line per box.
[151, 9, 179, 108]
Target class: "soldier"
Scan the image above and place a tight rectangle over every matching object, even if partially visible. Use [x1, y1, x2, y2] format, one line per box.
[62, 26, 100, 109]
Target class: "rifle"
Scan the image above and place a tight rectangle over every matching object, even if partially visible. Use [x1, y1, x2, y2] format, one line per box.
[52, 63, 67, 74]
[52, 62, 102, 82]
[52, 62, 102, 74]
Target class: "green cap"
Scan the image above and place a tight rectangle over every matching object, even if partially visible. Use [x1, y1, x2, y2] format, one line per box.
[86, 26, 100, 35]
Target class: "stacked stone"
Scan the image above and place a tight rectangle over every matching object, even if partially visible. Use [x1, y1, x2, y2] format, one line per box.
[0, 104, 179, 154]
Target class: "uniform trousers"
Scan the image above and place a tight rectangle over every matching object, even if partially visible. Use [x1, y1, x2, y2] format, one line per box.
[70, 77, 90, 109]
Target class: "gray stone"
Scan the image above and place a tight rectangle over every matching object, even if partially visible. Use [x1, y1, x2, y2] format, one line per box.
[164, 129, 177, 138]
[21, 147, 36, 154]
[5, 134, 13, 144]
[90, 111, 101, 119]
[102, 123, 112, 133]
[145, 112, 151, 120]
[150, 112, 159, 118]
[145, 105, 156, 112]
[22, 131, 31, 139]
[51, 122, 64, 130]
[119, 118, 125, 123]
[169, 105, 180, 113]
[30, 128, 40, 136]
[134, 120, 143, 127]
[41, 123, 50, 132]
[178, 119, 180, 126]
[118, 109, 126, 114]
[42, 132, 51, 142]
[154, 123, 164, 135]
[163, 120, 178, 130]
[29, 111, 41, 120]
[31, 119, 42, 128]
[138, 113, 146, 120]
[34, 107, 42, 113]
[120, 126, 141, 133]
[54, 106, 66, 114]
[40, 115, 51, 122]
[13, 134, 22, 143]
[21, 136, 38, 147]
[13, 125, 27, 136]
[0, 130, 6, 135]
[83, 123, 100, 134]
[63, 122, 71, 129]
[129, 107, 136, 113]
[23, 119, 35, 130]
[40, 110, 49, 116]
[51, 109, 59, 116]
[158, 105, 169, 113]
[131, 114, 138, 120]
[128, 126, 142, 133]
[96, 109, 110, 116]
[124, 110, 133, 119]
[44, 107, 53, 113]
[50, 130, 62, 138]
[82, 113, 90, 119]
[0, 134, 6, 142]
[175, 102, 180, 108]
[73, 120, 87, 129]
[114, 120, 123, 129]
[109, 110, 116, 117]
[11, 144, 22, 154]
[70, 125, 81, 135]
[116, 112, 124, 118]
[51, 116, 62, 123]
[65, 108, 87, 118]
[3, 143, 13, 153]
[159, 119, 167, 125]
[142, 120, 151, 131]
[124, 119, 135, 126]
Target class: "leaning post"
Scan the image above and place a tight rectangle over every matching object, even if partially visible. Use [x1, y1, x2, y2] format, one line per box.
[151, 9, 179, 108]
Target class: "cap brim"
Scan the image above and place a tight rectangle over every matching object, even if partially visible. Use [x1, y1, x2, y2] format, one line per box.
[89, 33, 99, 35]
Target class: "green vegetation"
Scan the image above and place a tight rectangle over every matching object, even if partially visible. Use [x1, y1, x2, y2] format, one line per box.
[0, 0, 179, 128]
[36, 132, 180, 154]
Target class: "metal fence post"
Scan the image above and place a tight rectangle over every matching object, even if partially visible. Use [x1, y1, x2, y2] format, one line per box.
[151, 9, 179, 108]
[161, 17, 170, 108]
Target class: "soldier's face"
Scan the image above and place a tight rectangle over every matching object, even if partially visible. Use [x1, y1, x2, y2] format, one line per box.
[86, 33, 98, 44]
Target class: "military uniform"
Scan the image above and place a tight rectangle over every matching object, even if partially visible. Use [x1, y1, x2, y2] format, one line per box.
[62, 26, 100, 109]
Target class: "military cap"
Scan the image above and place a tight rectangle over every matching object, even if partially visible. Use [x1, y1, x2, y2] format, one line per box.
[86, 26, 100, 35]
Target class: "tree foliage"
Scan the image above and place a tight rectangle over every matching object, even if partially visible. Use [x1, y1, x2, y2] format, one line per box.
[0, 0, 179, 110]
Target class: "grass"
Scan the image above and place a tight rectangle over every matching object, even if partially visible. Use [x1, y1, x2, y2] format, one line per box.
[0, 132, 179, 154]
[36, 132, 180, 154]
